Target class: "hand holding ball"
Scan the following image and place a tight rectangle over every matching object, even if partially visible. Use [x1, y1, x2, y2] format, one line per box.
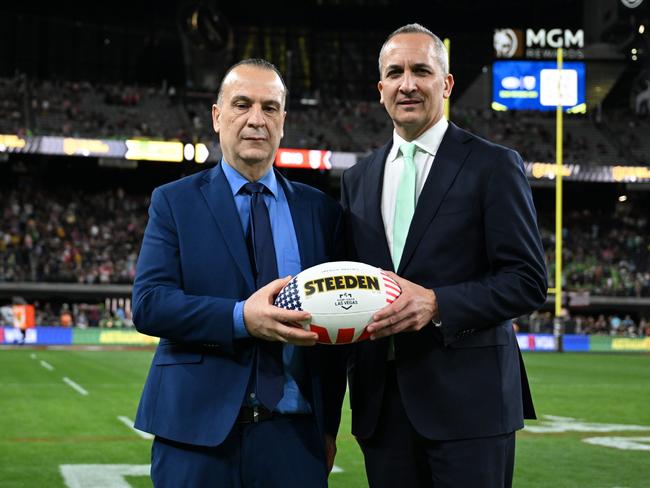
[274, 261, 401, 344]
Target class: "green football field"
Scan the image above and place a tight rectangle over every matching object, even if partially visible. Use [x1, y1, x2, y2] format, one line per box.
[1, 348, 649, 487]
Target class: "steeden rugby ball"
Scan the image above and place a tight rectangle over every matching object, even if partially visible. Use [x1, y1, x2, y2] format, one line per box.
[274, 261, 401, 344]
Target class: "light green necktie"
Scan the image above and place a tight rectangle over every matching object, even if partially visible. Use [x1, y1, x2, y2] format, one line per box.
[392, 142, 417, 270]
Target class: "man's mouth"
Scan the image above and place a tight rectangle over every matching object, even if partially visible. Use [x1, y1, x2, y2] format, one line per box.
[398, 99, 421, 106]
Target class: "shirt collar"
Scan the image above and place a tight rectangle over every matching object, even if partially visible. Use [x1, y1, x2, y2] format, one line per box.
[387, 117, 449, 163]
[221, 159, 279, 199]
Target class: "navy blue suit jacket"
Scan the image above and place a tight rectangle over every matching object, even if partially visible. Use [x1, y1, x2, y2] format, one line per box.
[339, 122, 547, 441]
[133, 162, 342, 447]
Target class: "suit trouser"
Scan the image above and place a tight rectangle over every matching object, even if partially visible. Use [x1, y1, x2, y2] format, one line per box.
[151, 414, 327, 488]
[357, 362, 516, 488]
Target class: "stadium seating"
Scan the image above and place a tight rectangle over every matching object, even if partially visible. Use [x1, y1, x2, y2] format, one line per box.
[1, 71, 649, 330]
[0, 185, 146, 284]
[4, 75, 649, 164]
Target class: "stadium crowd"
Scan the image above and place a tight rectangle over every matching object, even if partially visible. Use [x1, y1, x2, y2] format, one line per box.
[1, 183, 649, 332]
[516, 310, 650, 338]
[2, 70, 649, 332]
[541, 208, 650, 298]
[3, 74, 650, 165]
[4, 189, 647, 297]
[0, 186, 146, 284]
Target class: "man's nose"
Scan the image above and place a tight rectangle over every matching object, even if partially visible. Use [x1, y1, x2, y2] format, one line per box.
[247, 105, 265, 126]
[399, 72, 417, 94]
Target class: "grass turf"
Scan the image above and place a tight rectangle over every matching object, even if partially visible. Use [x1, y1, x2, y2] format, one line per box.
[0, 349, 648, 487]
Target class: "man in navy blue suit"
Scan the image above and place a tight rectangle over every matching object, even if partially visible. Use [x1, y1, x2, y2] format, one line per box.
[132, 59, 342, 487]
[334, 24, 548, 487]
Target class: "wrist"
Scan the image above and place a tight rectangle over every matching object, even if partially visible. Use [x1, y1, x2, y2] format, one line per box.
[429, 289, 441, 326]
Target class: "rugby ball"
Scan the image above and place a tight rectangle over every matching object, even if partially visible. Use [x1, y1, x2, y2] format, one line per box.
[274, 261, 401, 345]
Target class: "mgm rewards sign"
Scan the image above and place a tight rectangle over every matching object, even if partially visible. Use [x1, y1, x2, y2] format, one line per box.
[494, 28, 584, 59]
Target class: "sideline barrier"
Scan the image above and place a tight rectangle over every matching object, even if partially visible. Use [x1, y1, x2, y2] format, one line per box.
[0, 326, 158, 346]
[1, 327, 648, 351]
[516, 333, 556, 351]
[515, 333, 650, 352]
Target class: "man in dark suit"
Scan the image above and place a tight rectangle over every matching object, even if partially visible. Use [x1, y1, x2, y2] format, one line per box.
[132, 59, 342, 487]
[336, 24, 547, 487]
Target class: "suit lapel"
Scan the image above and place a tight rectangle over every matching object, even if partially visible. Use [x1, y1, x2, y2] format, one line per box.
[362, 143, 394, 271]
[397, 123, 471, 274]
[278, 171, 314, 269]
[200, 163, 255, 291]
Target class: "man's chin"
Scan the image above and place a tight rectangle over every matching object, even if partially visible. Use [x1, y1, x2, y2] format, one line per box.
[239, 149, 274, 165]
[393, 116, 425, 130]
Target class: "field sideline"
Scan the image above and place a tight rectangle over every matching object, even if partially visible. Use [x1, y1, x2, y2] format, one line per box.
[1, 349, 649, 487]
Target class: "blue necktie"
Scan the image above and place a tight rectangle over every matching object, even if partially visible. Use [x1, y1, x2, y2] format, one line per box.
[244, 182, 284, 410]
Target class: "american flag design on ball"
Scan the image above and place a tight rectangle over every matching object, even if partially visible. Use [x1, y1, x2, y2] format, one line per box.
[274, 261, 402, 345]
[274, 277, 303, 311]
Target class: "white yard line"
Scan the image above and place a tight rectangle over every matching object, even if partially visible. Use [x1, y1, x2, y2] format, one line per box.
[331, 465, 343, 473]
[30, 353, 37, 359]
[62, 377, 88, 396]
[40, 360, 54, 371]
[116, 416, 153, 440]
[60, 464, 150, 488]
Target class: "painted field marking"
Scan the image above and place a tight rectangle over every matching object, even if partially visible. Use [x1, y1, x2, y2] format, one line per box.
[116, 416, 153, 440]
[60, 464, 149, 488]
[331, 465, 344, 473]
[525, 414, 650, 452]
[62, 377, 88, 396]
[40, 360, 54, 371]
[525, 415, 650, 434]
[583, 436, 650, 451]
[30, 353, 37, 359]
[58, 462, 337, 488]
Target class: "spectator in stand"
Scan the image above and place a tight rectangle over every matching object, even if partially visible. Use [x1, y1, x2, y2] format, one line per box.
[59, 304, 73, 327]
[641, 318, 650, 337]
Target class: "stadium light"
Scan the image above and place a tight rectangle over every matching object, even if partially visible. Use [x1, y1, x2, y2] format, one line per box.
[183, 143, 195, 161]
[618, 195, 628, 202]
[631, 48, 638, 54]
[195, 143, 209, 164]
[640, 25, 646, 34]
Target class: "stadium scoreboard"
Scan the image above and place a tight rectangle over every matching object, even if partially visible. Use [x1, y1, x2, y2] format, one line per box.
[492, 60, 586, 112]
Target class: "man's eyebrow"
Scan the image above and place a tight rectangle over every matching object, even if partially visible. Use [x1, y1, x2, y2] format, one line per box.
[231, 95, 252, 104]
[384, 62, 434, 73]
[384, 64, 403, 72]
[231, 95, 281, 107]
[262, 99, 282, 108]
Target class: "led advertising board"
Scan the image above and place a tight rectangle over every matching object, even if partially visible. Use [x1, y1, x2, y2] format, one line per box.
[492, 60, 585, 112]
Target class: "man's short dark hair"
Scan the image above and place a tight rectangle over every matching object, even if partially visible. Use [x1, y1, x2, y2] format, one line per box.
[216, 58, 288, 106]
[378, 23, 449, 77]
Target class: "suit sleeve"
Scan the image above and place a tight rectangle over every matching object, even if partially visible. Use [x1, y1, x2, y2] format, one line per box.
[340, 169, 359, 262]
[132, 187, 238, 353]
[434, 149, 547, 344]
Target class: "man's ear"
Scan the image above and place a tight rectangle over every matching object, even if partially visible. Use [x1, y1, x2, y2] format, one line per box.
[378, 81, 385, 105]
[212, 104, 221, 133]
[443, 74, 454, 99]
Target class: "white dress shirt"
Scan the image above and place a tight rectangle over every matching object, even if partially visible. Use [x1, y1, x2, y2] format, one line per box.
[381, 118, 449, 256]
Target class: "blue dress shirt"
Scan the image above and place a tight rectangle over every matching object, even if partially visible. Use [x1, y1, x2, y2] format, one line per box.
[221, 160, 310, 414]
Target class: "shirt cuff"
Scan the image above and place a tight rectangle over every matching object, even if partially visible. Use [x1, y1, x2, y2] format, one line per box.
[233, 300, 250, 339]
